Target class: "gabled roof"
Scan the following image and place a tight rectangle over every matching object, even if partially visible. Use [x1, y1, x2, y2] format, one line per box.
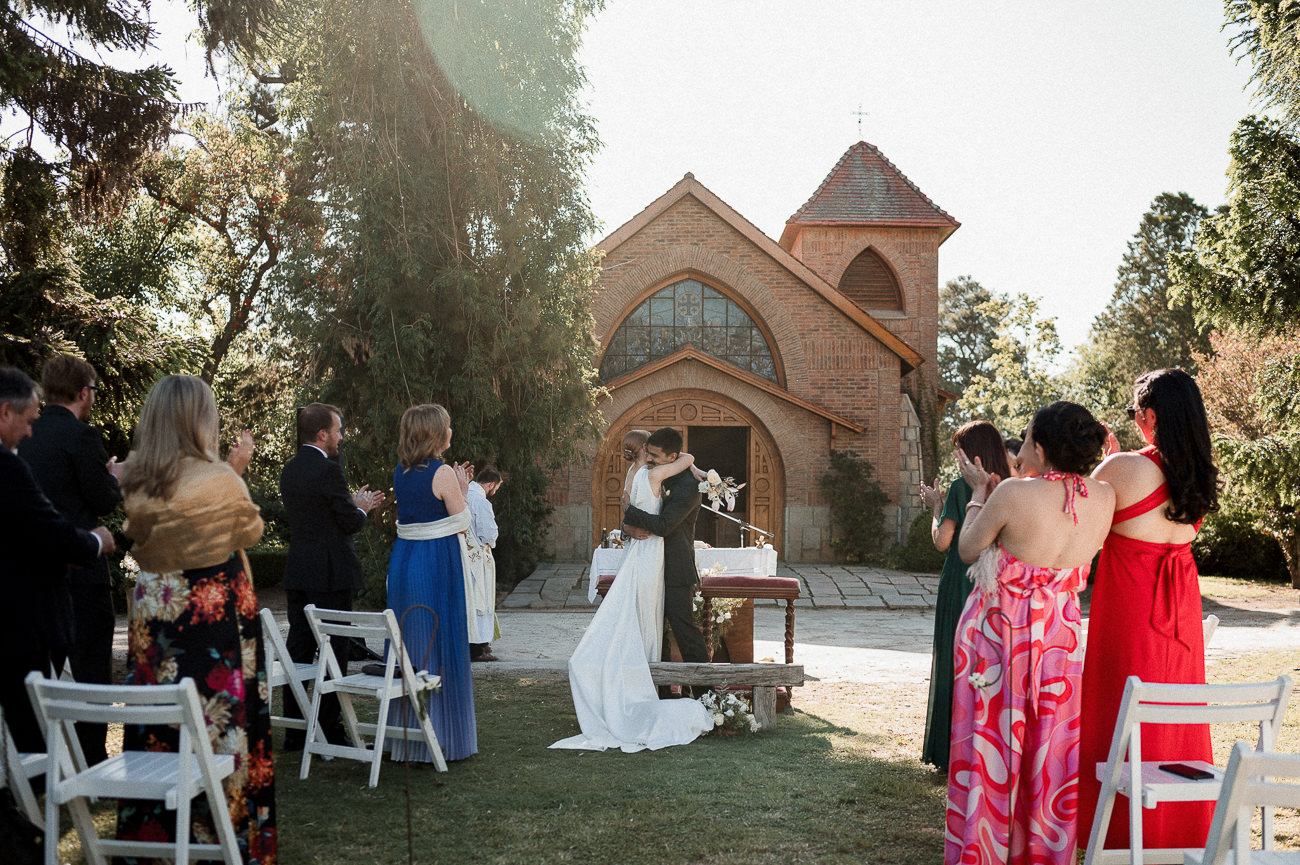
[596, 173, 924, 372]
[780, 141, 959, 245]
[602, 345, 864, 433]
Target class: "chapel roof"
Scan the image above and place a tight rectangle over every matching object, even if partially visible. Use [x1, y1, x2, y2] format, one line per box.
[784, 141, 959, 232]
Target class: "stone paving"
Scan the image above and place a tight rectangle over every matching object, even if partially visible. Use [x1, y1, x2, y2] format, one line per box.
[501, 561, 939, 610]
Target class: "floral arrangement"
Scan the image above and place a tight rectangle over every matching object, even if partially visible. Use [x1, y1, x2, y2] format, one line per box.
[410, 668, 443, 722]
[698, 686, 760, 734]
[692, 564, 745, 653]
[698, 468, 745, 511]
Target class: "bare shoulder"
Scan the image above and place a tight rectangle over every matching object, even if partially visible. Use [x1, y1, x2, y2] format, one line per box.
[1082, 476, 1115, 507]
[1094, 451, 1154, 480]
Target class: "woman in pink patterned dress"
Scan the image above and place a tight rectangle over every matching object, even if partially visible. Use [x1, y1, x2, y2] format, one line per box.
[945, 401, 1114, 865]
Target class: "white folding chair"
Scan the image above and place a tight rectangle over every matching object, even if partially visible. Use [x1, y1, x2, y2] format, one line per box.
[258, 608, 322, 741]
[1203, 616, 1219, 646]
[25, 672, 240, 865]
[1, 706, 42, 823]
[1185, 742, 1300, 865]
[299, 605, 447, 787]
[1085, 675, 1294, 865]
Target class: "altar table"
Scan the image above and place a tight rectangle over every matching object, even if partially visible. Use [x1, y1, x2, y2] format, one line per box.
[587, 546, 778, 603]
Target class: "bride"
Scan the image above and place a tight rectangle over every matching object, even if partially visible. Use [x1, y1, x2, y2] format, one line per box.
[550, 431, 713, 752]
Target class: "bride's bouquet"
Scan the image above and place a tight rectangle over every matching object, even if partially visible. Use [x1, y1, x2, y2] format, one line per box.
[698, 469, 745, 512]
[697, 687, 759, 734]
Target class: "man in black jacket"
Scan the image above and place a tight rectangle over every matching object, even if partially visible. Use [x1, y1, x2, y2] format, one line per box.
[0, 367, 114, 752]
[20, 354, 122, 764]
[622, 426, 709, 664]
[279, 403, 384, 748]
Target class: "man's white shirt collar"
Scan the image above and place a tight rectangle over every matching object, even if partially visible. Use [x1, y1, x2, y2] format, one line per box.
[305, 443, 329, 459]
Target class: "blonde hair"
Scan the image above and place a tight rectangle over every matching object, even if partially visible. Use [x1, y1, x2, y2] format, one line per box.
[398, 403, 451, 469]
[621, 429, 650, 461]
[120, 375, 221, 500]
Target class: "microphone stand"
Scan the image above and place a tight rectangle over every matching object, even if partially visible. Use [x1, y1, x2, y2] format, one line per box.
[703, 506, 775, 548]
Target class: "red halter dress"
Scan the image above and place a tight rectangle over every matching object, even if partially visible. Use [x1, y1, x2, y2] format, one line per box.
[1076, 446, 1213, 851]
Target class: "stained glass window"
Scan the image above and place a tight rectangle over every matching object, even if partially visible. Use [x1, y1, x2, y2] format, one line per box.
[600, 279, 777, 382]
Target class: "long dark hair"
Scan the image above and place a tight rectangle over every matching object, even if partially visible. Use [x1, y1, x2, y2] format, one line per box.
[1135, 368, 1219, 524]
[953, 420, 1012, 481]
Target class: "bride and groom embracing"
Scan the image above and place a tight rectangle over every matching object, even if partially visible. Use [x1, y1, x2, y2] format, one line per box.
[550, 426, 716, 752]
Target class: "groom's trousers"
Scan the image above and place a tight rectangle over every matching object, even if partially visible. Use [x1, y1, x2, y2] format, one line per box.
[663, 582, 709, 663]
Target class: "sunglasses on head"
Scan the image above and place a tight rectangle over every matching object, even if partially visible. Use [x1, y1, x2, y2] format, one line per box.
[1126, 405, 1139, 420]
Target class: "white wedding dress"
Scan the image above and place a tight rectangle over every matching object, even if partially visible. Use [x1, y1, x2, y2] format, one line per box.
[550, 467, 713, 752]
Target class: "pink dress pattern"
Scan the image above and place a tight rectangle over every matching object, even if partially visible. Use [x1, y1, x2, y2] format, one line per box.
[945, 544, 1090, 865]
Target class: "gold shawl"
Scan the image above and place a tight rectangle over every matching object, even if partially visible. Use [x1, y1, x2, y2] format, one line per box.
[124, 456, 264, 573]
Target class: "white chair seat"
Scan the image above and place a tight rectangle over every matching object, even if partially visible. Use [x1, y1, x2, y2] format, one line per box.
[1099, 760, 1223, 806]
[1182, 742, 1300, 865]
[55, 751, 235, 808]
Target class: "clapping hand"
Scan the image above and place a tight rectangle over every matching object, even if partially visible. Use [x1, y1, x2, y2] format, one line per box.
[353, 484, 385, 513]
[106, 456, 124, 480]
[227, 430, 254, 476]
[956, 448, 1001, 499]
[1101, 423, 1121, 458]
[453, 461, 473, 493]
[919, 478, 944, 513]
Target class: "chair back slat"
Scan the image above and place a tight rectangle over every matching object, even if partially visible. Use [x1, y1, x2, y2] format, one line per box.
[1199, 743, 1300, 865]
[39, 700, 185, 727]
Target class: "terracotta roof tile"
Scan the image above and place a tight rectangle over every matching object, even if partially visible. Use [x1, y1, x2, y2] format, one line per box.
[787, 141, 959, 228]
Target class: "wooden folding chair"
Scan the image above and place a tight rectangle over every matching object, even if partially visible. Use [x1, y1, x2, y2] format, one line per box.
[1085, 675, 1294, 865]
[259, 608, 322, 742]
[1185, 742, 1300, 865]
[299, 605, 447, 787]
[25, 672, 239, 865]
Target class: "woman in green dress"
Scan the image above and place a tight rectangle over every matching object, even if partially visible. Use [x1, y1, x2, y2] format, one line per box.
[919, 420, 1013, 772]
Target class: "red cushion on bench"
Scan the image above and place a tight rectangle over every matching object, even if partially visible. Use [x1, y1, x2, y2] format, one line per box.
[701, 575, 800, 600]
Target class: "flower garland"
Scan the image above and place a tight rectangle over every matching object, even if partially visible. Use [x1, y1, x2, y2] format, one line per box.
[697, 686, 759, 734]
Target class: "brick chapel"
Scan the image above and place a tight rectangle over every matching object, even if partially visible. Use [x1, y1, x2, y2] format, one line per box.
[545, 142, 960, 563]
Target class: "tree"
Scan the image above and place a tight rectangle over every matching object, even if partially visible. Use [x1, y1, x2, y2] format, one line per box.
[267, 0, 606, 589]
[0, 0, 282, 208]
[1194, 328, 1300, 587]
[954, 293, 1062, 440]
[938, 276, 1003, 399]
[1070, 193, 1212, 443]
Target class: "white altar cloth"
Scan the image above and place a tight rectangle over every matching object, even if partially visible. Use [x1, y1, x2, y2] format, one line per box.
[588, 546, 778, 603]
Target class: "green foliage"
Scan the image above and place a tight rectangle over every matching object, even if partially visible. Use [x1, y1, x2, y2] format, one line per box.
[1227, 0, 1300, 125]
[1067, 193, 1212, 443]
[883, 510, 946, 573]
[819, 449, 889, 564]
[1194, 327, 1300, 587]
[955, 292, 1062, 438]
[244, 545, 289, 590]
[938, 275, 1002, 398]
[259, 0, 607, 587]
[1192, 503, 1288, 580]
[1170, 116, 1300, 330]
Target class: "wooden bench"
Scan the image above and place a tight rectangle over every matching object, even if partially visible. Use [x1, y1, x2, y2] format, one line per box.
[648, 662, 805, 730]
[595, 573, 802, 664]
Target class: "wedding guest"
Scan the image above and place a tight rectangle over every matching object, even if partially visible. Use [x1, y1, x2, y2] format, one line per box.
[1077, 369, 1220, 853]
[20, 354, 122, 764]
[117, 375, 274, 863]
[1004, 436, 1024, 478]
[279, 402, 384, 750]
[466, 465, 503, 662]
[0, 367, 112, 753]
[946, 401, 1113, 865]
[918, 420, 1012, 773]
[386, 403, 477, 761]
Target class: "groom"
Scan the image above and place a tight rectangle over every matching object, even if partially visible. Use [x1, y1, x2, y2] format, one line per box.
[623, 426, 710, 664]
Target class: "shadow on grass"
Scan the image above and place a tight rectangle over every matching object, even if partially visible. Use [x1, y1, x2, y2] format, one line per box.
[275, 678, 946, 865]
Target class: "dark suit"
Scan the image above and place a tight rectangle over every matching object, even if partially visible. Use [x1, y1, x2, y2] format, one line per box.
[0, 448, 102, 751]
[623, 470, 709, 663]
[279, 444, 369, 744]
[20, 404, 121, 763]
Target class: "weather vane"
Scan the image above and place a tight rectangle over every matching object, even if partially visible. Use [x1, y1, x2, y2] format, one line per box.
[851, 103, 869, 138]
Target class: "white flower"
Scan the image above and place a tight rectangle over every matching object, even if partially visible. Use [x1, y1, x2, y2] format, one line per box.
[712, 713, 725, 726]
[969, 672, 989, 689]
[698, 481, 710, 493]
[414, 669, 441, 692]
[706, 469, 721, 485]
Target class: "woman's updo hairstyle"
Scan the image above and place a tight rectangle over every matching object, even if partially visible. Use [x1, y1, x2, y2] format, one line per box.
[1029, 401, 1106, 475]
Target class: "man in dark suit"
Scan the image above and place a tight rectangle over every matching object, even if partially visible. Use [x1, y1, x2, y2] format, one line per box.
[20, 354, 122, 764]
[279, 403, 384, 748]
[0, 367, 114, 752]
[622, 426, 709, 664]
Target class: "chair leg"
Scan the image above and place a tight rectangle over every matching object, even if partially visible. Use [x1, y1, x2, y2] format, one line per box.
[368, 693, 389, 788]
[65, 796, 106, 865]
[175, 789, 191, 865]
[416, 704, 448, 773]
[1083, 781, 1117, 865]
[300, 686, 324, 780]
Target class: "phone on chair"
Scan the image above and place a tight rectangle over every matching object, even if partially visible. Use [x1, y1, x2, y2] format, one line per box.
[1159, 762, 1214, 780]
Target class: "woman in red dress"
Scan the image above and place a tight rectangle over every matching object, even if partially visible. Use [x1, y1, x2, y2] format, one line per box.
[1077, 368, 1221, 853]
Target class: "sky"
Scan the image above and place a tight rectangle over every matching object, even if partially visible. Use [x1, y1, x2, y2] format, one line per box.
[31, 1, 1265, 356]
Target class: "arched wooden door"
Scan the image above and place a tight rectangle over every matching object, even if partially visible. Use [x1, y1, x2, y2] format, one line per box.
[591, 391, 783, 553]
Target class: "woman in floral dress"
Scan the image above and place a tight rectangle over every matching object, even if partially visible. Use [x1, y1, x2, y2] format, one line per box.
[118, 375, 274, 864]
[945, 402, 1114, 865]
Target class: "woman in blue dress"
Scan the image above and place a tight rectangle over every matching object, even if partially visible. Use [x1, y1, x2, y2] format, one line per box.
[386, 403, 477, 761]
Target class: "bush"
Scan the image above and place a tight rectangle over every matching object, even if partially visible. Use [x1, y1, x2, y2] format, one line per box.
[884, 511, 947, 573]
[244, 545, 289, 590]
[818, 449, 889, 564]
[1192, 504, 1288, 580]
